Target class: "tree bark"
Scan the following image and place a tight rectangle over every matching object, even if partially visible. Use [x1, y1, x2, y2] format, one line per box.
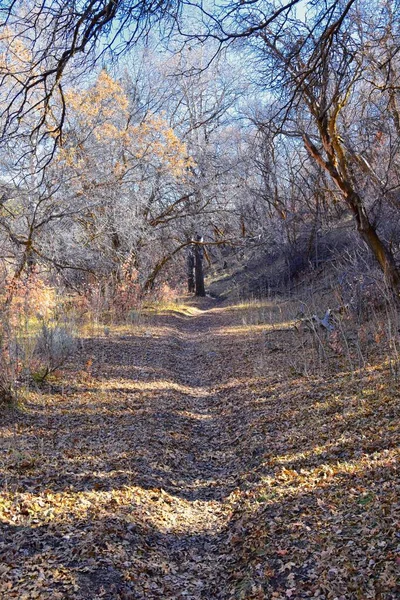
[303, 134, 400, 296]
[187, 247, 195, 293]
[194, 235, 206, 297]
[349, 194, 400, 294]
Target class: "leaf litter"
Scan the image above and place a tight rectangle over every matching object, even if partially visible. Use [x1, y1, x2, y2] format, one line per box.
[0, 298, 399, 598]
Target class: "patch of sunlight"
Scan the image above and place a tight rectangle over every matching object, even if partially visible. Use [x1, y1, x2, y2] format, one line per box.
[144, 301, 202, 317]
[12, 316, 45, 337]
[0, 431, 15, 441]
[250, 447, 399, 509]
[141, 491, 225, 534]
[220, 300, 278, 312]
[272, 435, 354, 465]
[98, 378, 210, 397]
[181, 410, 213, 421]
[326, 360, 390, 382]
[363, 358, 400, 376]
[214, 321, 296, 336]
[0, 485, 139, 526]
[213, 376, 285, 392]
[0, 481, 226, 535]
[80, 324, 182, 341]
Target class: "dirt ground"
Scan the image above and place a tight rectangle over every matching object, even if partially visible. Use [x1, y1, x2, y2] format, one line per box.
[0, 297, 399, 599]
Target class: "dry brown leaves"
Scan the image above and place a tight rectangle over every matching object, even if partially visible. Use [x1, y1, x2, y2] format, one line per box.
[0, 298, 399, 598]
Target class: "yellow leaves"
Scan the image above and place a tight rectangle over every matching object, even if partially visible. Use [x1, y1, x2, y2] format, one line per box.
[65, 70, 128, 124]
[275, 467, 297, 482]
[57, 146, 83, 168]
[113, 160, 126, 177]
[125, 114, 194, 178]
[94, 121, 122, 142]
[61, 71, 194, 179]
[96, 70, 129, 111]
[0, 26, 33, 73]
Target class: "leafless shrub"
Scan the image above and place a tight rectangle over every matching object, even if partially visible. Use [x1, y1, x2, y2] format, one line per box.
[0, 323, 18, 405]
[0, 375, 13, 405]
[32, 325, 78, 382]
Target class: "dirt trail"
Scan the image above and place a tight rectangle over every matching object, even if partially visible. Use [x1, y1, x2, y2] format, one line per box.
[151, 303, 239, 595]
[0, 298, 256, 599]
[119, 300, 241, 598]
[1, 297, 399, 599]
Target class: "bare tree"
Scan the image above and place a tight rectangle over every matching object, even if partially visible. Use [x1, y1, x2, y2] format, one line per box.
[234, 1, 400, 293]
[0, 1, 313, 155]
[0, 0, 182, 162]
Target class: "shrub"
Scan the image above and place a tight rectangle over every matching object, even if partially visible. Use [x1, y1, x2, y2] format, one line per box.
[32, 324, 78, 381]
[0, 320, 19, 405]
[0, 375, 13, 405]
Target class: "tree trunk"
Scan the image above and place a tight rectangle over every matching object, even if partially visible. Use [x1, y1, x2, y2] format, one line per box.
[195, 235, 205, 297]
[187, 247, 195, 293]
[303, 134, 400, 296]
[349, 193, 400, 294]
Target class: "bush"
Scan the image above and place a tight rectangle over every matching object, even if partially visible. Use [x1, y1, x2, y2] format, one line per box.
[0, 378, 13, 405]
[0, 324, 18, 405]
[32, 324, 78, 381]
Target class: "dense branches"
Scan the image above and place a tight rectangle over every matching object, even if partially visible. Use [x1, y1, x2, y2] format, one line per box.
[1, 1, 400, 295]
[0, 0, 180, 156]
[0, 1, 360, 150]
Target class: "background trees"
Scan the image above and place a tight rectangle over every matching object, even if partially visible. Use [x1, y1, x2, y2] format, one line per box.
[212, 0, 400, 295]
[1, 0, 400, 301]
[253, 0, 400, 292]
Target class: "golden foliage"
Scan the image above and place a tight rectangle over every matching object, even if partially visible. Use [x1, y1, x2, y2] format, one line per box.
[61, 70, 194, 179]
[0, 27, 33, 73]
